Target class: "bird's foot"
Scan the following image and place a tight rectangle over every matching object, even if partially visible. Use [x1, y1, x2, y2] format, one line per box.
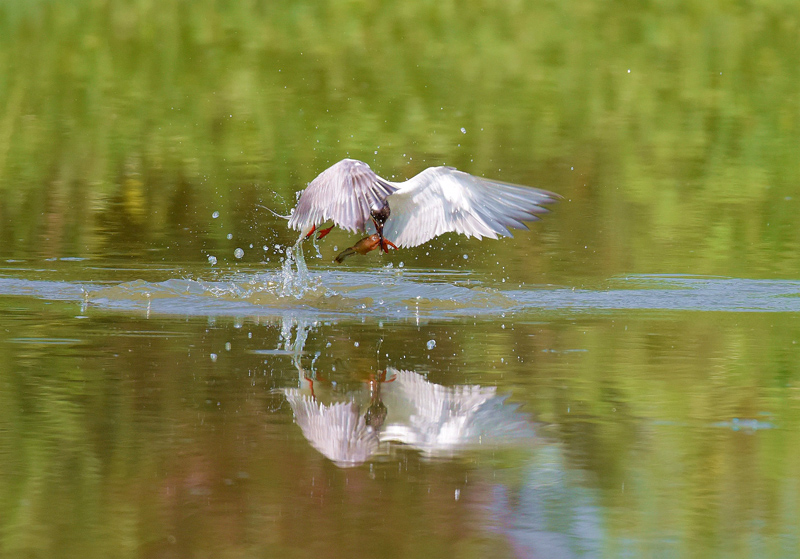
[316, 226, 334, 240]
[380, 238, 398, 253]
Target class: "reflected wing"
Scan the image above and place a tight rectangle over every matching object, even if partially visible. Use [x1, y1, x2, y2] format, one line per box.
[379, 369, 495, 450]
[284, 390, 379, 467]
[288, 159, 398, 234]
[381, 167, 559, 248]
[379, 369, 532, 455]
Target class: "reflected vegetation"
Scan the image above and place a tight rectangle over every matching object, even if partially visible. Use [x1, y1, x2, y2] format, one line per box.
[0, 299, 799, 557]
[1, 0, 800, 279]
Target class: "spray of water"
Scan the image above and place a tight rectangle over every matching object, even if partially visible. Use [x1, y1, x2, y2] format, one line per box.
[279, 238, 320, 298]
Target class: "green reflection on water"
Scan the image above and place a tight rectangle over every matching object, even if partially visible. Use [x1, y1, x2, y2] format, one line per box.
[0, 302, 798, 557]
[1, 0, 799, 277]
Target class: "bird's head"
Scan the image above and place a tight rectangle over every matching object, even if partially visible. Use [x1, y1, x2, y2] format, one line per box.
[370, 205, 391, 226]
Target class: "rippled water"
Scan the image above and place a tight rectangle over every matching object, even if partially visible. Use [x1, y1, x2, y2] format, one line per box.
[3, 257, 799, 320]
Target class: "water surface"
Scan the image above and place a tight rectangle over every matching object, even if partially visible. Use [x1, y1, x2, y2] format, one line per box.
[1, 259, 799, 558]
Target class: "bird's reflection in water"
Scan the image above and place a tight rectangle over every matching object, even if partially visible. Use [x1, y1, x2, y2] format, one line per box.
[282, 390, 380, 468]
[282, 366, 533, 468]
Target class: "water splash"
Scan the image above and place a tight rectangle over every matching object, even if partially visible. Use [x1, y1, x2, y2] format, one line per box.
[279, 315, 316, 358]
[279, 240, 320, 298]
[2, 272, 800, 321]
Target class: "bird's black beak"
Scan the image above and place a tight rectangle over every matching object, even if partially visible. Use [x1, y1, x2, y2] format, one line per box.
[370, 205, 391, 254]
[371, 216, 386, 253]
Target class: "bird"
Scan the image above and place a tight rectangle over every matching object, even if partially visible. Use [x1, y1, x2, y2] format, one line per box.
[287, 158, 559, 260]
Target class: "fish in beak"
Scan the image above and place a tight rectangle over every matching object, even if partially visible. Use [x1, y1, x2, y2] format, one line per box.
[334, 234, 397, 263]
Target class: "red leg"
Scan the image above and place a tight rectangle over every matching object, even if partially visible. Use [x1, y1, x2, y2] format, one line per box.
[304, 225, 317, 239]
[316, 226, 334, 240]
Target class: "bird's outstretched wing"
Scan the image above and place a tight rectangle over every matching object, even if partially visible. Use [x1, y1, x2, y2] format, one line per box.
[381, 167, 560, 248]
[288, 159, 397, 234]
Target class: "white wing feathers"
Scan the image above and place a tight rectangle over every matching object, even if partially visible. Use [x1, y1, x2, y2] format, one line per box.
[288, 159, 397, 234]
[381, 167, 559, 248]
[288, 159, 558, 247]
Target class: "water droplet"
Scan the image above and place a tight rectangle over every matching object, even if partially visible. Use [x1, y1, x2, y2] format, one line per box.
[354, 341, 359, 347]
[210, 353, 218, 362]
[463, 254, 468, 259]
[212, 211, 220, 219]
[460, 127, 466, 134]
[234, 248, 244, 259]
[207, 255, 217, 265]
[227, 233, 233, 240]
[427, 339, 436, 350]
[225, 342, 231, 351]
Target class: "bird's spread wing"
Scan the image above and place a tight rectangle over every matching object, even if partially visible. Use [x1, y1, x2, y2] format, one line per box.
[288, 159, 397, 234]
[380, 167, 560, 248]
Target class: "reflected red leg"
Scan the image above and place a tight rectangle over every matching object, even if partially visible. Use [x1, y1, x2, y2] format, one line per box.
[304, 376, 316, 399]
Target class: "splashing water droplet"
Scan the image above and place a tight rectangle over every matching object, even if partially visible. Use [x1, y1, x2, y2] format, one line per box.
[460, 127, 466, 134]
[207, 255, 217, 265]
[234, 248, 244, 259]
[212, 211, 220, 219]
[278, 241, 318, 298]
[227, 233, 233, 240]
[427, 339, 436, 350]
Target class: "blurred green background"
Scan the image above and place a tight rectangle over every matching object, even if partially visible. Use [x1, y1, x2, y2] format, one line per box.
[1, 0, 798, 277]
